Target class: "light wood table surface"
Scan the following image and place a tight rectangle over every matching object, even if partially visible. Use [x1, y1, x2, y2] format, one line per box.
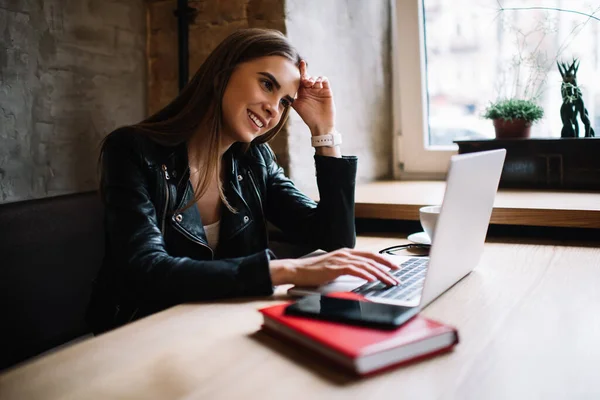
[350, 181, 600, 228]
[1, 234, 599, 400]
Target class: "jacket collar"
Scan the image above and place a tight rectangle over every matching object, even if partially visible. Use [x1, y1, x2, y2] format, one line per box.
[168, 143, 254, 248]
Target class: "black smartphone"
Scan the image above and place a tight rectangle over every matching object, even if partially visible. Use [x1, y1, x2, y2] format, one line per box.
[284, 294, 419, 330]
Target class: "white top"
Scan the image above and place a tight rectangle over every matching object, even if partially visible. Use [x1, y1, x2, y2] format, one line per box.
[203, 220, 221, 250]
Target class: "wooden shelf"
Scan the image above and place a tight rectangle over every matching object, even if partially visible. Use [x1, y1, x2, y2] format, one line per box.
[352, 181, 600, 229]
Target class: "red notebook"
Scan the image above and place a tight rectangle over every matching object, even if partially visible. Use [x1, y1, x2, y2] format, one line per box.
[259, 294, 459, 376]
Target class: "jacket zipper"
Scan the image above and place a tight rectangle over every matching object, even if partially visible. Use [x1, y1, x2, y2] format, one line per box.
[247, 169, 268, 244]
[161, 164, 170, 235]
[247, 169, 264, 221]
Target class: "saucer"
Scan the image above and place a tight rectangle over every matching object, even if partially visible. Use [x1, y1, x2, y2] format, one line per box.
[407, 231, 431, 245]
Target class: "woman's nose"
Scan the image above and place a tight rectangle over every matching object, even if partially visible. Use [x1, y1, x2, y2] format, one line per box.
[263, 102, 279, 122]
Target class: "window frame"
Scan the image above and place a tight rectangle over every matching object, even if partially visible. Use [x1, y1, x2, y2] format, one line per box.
[392, 0, 456, 179]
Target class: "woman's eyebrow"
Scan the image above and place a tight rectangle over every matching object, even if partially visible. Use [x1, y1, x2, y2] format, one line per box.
[258, 72, 281, 89]
[258, 72, 295, 104]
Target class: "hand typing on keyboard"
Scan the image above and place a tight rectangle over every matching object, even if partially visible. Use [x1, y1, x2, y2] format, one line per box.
[352, 258, 428, 301]
[269, 248, 401, 287]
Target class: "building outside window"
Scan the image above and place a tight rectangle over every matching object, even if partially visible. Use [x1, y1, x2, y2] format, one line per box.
[394, 0, 600, 177]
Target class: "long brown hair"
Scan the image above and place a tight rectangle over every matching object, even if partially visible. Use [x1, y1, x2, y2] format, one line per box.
[102, 28, 302, 211]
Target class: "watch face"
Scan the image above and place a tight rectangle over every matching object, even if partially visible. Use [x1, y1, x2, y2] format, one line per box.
[332, 133, 342, 146]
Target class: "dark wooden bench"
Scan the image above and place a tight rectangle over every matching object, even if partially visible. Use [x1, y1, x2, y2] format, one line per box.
[0, 191, 104, 370]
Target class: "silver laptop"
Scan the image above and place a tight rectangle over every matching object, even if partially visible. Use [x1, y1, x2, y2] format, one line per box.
[288, 149, 506, 309]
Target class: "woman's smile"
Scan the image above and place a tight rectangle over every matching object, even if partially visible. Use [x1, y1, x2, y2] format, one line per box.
[247, 109, 265, 131]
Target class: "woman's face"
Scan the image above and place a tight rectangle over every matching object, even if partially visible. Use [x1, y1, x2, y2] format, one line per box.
[221, 55, 301, 144]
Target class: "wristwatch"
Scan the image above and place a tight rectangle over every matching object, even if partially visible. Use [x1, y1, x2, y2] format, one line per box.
[311, 132, 342, 148]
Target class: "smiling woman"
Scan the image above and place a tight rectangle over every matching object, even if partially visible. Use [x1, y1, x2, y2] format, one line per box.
[87, 28, 400, 334]
[220, 56, 300, 145]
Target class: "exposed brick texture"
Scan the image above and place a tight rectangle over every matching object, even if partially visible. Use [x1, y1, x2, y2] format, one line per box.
[147, 0, 289, 171]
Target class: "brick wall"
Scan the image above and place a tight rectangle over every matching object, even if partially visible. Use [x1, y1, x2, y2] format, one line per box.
[147, 0, 290, 170]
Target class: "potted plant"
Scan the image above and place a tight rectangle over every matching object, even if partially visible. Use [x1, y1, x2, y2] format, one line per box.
[483, 99, 544, 139]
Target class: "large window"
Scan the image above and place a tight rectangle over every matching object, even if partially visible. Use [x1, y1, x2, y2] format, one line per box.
[393, 0, 600, 177]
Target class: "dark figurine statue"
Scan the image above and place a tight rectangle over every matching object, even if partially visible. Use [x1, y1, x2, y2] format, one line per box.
[557, 59, 595, 138]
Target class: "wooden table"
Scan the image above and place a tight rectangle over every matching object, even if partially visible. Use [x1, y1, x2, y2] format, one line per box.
[1, 234, 599, 399]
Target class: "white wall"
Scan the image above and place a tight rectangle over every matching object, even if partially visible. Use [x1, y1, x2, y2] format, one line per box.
[285, 0, 393, 192]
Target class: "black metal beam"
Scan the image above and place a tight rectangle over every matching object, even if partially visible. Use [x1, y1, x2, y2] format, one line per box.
[174, 0, 195, 92]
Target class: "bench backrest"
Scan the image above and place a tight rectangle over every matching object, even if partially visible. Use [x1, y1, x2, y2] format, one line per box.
[0, 191, 104, 370]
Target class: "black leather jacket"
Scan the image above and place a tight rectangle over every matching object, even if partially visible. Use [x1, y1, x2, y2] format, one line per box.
[87, 130, 357, 332]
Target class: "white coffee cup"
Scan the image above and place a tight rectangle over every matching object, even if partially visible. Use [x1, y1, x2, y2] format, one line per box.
[419, 205, 441, 242]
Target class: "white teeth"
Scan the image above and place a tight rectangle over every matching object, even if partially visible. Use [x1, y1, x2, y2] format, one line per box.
[248, 111, 264, 128]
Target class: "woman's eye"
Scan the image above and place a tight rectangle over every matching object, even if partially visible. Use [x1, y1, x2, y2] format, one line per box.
[260, 79, 273, 92]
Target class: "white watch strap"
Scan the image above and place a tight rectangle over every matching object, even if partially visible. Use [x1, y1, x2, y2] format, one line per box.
[311, 132, 342, 147]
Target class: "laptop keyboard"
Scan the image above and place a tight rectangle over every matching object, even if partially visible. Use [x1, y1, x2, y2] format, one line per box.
[352, 258, 428, 302]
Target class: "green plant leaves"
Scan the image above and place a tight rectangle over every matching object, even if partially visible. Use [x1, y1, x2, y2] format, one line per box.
[483, 99, 544, 122]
